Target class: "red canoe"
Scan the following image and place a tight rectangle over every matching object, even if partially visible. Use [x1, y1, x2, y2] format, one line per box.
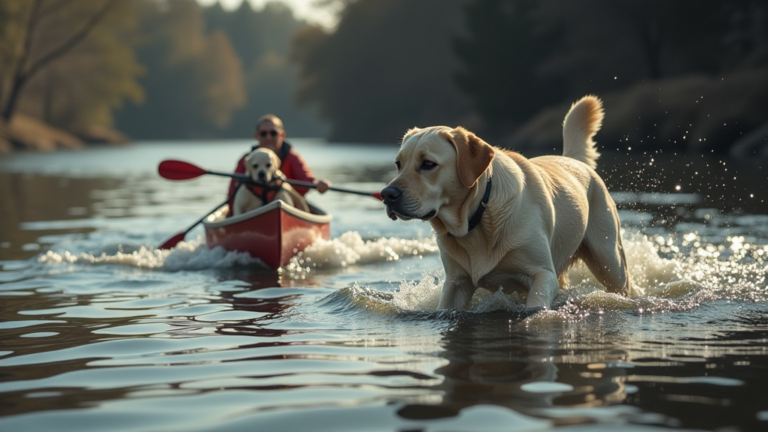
[203, 201, 332, 268]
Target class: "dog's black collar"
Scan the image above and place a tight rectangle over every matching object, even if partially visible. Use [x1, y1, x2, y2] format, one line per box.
[448, 176, 492, 238]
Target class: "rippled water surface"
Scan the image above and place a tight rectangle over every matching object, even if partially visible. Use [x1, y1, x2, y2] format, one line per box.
[2, 140, 768, 432]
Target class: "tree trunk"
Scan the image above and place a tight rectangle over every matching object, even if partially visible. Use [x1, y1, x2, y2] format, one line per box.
[0, 0, 41, 123]
[1, 0, 117, 122]
[1, 75, 28, 122]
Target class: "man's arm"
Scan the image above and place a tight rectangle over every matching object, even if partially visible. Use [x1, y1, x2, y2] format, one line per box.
[283, 151, 315, 196]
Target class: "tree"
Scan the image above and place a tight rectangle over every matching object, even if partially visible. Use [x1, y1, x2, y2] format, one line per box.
[0, 0, 142, 127]
[0, 0, 27, 108]
[534, 0, 738, 94]
[453, 0, 565, 135]
[292, 0, 472, 142]
[202, 1, 324, 138]
[114, 0, 246, 139]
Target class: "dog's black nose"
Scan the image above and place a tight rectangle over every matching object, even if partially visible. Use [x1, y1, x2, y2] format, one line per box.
[380, 186, 402, 203]
[258, 172, 266, 179]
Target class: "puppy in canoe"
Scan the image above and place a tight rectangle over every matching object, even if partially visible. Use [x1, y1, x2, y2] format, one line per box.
[232, 147, 309, 215]
[381, 95, 632, 312]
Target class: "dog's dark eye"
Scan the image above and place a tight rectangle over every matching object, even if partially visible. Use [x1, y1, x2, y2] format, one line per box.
[395, 161, 401, 171]
[266, 163, 272, 168]
[420, 160, 437, 171]
[252, 164, 259, 169]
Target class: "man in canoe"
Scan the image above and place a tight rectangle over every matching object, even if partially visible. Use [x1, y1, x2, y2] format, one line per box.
[227, 114, 331, 216]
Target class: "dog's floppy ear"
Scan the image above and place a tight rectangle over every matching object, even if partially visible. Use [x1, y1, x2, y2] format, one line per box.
[442, 127, 495, 188]
[244, 153, 255, 175]
[269, 150, 281, 168]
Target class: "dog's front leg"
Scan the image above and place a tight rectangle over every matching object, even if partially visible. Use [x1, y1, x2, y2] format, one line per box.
[438, 274, 476, 310]
[525, 269, 560, 310]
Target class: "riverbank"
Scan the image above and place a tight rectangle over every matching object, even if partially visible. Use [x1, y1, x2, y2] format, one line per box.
[509, 68, 768, 159]
[0, 114, 129, 153]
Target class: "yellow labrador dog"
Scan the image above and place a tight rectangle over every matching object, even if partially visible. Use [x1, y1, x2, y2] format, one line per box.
[232, 147, 308, 216]
[381, 95, 631, 311]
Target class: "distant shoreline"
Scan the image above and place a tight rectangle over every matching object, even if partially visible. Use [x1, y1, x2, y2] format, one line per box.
[1, 114, 129, 153]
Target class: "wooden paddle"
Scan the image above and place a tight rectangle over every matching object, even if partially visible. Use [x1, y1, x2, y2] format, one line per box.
[158, 159, 383, 200]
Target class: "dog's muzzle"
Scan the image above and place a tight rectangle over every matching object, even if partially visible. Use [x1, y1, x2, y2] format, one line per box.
[380, 186, 435, 221]
[380, 186, 400, 220]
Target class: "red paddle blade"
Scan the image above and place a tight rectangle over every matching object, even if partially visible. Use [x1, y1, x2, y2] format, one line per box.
[372, 191, 382, 201]
[158, 160, 208, 180]
[158, 232, 186, 250]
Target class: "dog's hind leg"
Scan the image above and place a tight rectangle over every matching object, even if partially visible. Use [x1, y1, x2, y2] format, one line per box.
[579, 199, 632, 296]
[578, 238, 631, 296]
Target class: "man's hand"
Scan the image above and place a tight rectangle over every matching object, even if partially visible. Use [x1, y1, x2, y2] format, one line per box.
[315, 179, 331, 193]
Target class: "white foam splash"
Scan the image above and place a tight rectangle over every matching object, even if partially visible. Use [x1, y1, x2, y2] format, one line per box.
[391, 267, 444, 311]
[38, 239, 261, 271]
[344, 230, 768, 318]
[285, 231, 439, 271]
[37, 231, 438, 274]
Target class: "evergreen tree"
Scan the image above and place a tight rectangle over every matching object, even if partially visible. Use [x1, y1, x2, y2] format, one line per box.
[292, 0, 471, 142]
[453, 0, 564, 135]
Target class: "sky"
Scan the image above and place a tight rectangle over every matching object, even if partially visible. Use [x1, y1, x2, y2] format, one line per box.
[196, 0, 339, 28]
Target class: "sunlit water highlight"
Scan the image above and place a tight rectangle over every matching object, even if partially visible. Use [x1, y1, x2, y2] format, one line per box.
[30, 227, 768, 318]
[2, 141, 768, 431]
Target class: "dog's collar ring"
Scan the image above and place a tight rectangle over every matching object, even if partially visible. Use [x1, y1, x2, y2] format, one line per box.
[448, 175, 492, 238]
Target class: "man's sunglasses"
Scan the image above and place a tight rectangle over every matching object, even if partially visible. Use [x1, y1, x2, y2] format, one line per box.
[259, 130, 279, 138]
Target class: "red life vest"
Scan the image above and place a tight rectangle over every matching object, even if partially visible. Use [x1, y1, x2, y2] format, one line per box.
[244, 183, 281, 203]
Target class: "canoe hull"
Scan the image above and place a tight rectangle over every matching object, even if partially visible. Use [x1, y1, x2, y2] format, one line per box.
[203, 201, 331, 269]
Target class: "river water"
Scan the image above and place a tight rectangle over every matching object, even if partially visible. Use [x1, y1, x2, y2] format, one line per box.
[1, 139, 768, 431]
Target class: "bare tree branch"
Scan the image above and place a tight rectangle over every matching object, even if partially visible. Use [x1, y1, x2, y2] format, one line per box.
[25, 0, 118, 79]
[2, 0, 118, 120]
[38, 0, 73, 21]
[16, 0, 44, 82]
[1, 0, 44, 120]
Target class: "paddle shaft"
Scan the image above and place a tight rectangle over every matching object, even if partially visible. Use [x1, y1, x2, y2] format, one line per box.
[157, 196, 232, 249]
[158, 160, 382, 200]
[281, 179, 381, 198]
[205, 169, 374, 196]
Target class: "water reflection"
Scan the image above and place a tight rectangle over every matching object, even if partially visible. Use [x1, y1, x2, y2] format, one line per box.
[0, 172, 108, 260]
[423, 312, 632, 426]
[3, 143, 768, 431]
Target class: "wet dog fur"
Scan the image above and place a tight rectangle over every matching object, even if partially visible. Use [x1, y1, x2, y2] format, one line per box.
[232, 147, 308, 215]
[381, 96, 632, 311]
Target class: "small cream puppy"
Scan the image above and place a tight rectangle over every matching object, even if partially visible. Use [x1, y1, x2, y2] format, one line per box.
[232, 147, 308, 215]
[381, 96, 632, 312]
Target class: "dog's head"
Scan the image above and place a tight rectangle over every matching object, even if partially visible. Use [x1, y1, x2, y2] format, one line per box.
[244, 148, 281, 183]
[381, 126, 495, 222]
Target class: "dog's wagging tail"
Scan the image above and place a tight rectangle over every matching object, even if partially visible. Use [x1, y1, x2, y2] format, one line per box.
[562, 95, 604, 169]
